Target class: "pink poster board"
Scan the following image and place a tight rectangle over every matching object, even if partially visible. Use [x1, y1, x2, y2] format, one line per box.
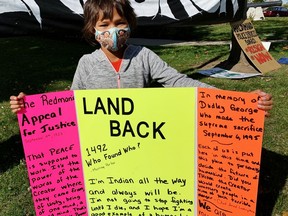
[17, 91, 87, 216]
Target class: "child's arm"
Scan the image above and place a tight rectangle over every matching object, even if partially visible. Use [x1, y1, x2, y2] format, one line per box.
[10, 92, 26, 113]
[143, 47, 215, 88]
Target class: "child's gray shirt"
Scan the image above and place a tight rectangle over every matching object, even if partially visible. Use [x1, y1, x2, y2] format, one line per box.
[71, 45, 213, 90]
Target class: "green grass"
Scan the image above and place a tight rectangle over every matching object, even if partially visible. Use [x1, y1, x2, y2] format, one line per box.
[0, 18, 287, 215]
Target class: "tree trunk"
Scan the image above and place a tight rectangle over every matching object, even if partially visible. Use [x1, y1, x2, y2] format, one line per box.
[216, 32, 260, 73]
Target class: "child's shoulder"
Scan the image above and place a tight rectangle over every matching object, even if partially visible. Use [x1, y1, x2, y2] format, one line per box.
[79, 49, 104, 62]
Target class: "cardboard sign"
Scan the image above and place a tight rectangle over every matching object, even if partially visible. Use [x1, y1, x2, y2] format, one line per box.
[17, 88, 265, 216]
[231, 19, 281, 73]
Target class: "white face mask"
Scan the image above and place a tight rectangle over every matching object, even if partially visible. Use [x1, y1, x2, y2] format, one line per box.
[95, 27, 130, 51]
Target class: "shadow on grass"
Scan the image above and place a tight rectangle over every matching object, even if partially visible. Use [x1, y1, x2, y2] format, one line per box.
[0, 135, 24, 173]
[256, 148, 288, 216]
[133, 25, 221, 41]
[0, 36, 94, 102]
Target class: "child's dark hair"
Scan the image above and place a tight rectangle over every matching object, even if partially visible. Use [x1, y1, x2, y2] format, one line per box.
[83, 0, 137, 45]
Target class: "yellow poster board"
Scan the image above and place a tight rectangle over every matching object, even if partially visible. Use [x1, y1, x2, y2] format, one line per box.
[74, 88, 197, 215]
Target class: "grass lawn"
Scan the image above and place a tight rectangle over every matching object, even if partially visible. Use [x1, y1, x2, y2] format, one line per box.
[0, 17, 287, 215]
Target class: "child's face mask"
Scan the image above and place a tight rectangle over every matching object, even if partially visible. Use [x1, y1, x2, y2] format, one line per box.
[95, 27, 130, 51]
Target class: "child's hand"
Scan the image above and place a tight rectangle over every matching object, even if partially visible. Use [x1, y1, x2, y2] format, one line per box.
[10, 92, 26, 113]
[251, 89, 273, 117]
